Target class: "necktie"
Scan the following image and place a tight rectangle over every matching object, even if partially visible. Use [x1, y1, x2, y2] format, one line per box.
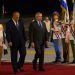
[39, 21, 42, 28]
[16, 22, 19, 29]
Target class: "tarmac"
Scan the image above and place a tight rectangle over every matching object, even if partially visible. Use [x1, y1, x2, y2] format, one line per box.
[1, 42, 73, 63]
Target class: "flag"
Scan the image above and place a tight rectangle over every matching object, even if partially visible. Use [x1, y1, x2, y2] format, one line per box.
[73, 0, 75, 24]
[60, 0, 68, 13]
[72, 0, 75, 3]
[60, 0, 69, 23]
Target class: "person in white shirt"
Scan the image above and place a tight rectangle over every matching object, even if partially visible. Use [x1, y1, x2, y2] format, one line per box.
[61, 22, 67, 63]
[44, 16, 51, 47]
[69, 21, 75, 63]
[64, 24, 70, 63]
[0, 24, 4, 64]
[44, 16, 51, 41]
[52, 12, 62, 63]
[61, 22, 70, 63]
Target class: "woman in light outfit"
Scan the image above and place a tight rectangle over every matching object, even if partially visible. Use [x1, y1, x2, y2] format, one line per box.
[69, 21, 75, 63]
[61, 22, 67, 63]
[0, 24, 4, 64]
[52, 12, 62, 63]
[65, 25, 70, 62]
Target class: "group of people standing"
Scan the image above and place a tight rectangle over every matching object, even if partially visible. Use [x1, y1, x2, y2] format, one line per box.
[0, 11, 75, 74]
[43, 12, 75, 64]
[50, 12, 75, 63]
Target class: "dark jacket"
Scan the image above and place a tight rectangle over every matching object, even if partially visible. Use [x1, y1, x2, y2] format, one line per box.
[6, 19, 26, 47]
[30, 20, 48, 46]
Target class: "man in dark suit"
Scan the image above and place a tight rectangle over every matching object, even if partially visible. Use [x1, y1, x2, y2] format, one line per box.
[30, 12, 49, 71]
[6, 11, 26, 74]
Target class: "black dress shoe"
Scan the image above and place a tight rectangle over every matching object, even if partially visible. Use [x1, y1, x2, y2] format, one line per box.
[33, 64, 37, 71]
[14, 69, 20, 74]
[39, 68, 45, 71]
[52, 60, 61, 63]
[19, 68, 24, 71]
[62, 60, 69, 63]
[33, 67, 37, 71]
[62, 60, 67, 63]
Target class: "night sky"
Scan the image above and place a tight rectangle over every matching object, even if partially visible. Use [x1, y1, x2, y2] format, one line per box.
[0, 0, 73, 17]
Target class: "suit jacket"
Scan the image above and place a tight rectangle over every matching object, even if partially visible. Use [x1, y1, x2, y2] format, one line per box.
[29, 22, 34, 42]
[30, 20, 48, 47]
[6, 19, 26, 47]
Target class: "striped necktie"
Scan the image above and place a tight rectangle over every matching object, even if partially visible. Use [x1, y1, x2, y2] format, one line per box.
[39, 21, 42, 28]
[16, 22, 19, 29]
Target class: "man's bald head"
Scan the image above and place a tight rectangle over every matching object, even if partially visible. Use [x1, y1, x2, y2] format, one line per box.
[12, 11, 20, 22]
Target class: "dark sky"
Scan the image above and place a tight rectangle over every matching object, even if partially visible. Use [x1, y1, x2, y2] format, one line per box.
[0, 0, 73, 17]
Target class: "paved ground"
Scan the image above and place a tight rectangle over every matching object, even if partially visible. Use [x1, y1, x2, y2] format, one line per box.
[1, 42, 73, 63]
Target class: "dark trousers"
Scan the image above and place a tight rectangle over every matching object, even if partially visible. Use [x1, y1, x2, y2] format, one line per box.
[28, 41, 31, 48]
[10, 45, 26, 72]
[45, 32, 50, 47]
[62, 38, 69, 62]
[33, 44, 44, 69]
[47, 32, 50, 41]
[70, 40, 75, 61]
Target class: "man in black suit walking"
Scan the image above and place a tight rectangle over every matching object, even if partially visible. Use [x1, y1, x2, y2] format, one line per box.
[6, 11, 26, 73]
[30, 12, 49, 71]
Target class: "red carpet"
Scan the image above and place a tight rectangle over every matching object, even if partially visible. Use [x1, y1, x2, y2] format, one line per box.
[0, 63, 75, 75]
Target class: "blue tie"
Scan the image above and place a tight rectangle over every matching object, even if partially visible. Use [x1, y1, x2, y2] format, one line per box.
[39, 21, 42, 28]
[16, 22, 19, 29]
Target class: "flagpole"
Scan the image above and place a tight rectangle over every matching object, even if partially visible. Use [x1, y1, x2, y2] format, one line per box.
[60, 0, 69, 24]
[2, 0, 6, 18]
[64, 13, 66, 23]
[2, 4, 4, 18]
[73, 0, 75, 24]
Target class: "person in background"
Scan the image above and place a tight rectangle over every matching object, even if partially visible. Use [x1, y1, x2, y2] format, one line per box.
[61, 22, 69, 63]
[69, 21, 75, 63]
[44, 16, 51, 47]
[52, 12, 62, 63]
[6, 11, 26, 74]
[0, 24, 4, 65]
[3, 29, 8, 55]
[30, 12, 49, 71]
[64, 24, 70, 63]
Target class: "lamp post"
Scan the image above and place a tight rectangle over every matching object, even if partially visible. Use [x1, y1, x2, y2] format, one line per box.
[72, 0, 75, 24]
[1, 0, 7, 18]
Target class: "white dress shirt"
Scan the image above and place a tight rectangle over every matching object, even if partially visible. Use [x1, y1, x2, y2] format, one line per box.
[0, 24, 3, 46]
[44, 20, 51, 32]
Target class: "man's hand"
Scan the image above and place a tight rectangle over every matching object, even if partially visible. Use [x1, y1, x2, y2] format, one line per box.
[31, 42, 35, 48]
[8, 42, 12, 47]
[46, 41, 50, 48]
